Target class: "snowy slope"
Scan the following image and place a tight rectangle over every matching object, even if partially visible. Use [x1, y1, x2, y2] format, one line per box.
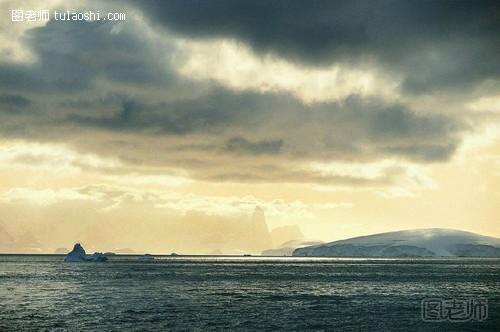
[293, 228, 500, 257]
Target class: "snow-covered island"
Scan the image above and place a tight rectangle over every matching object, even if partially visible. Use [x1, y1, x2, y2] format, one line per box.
[293, 228, 500, 257]
[64, 243, 108, 262]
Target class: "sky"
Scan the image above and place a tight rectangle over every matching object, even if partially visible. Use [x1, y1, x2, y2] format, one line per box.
[0, 0, 499, 253]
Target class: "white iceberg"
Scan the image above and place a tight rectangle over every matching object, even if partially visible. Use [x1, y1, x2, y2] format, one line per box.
[64, 243, 108, 262]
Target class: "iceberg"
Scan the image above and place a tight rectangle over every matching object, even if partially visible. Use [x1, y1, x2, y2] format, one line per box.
[64, 243, 108, 262]
[138, 254, 155, 261]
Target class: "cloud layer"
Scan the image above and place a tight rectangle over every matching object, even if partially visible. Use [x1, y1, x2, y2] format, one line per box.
[135, 0, 500, 93]
[0, 1, 498, 187]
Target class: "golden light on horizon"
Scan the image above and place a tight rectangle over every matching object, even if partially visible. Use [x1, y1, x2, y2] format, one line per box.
[0, 0, 499, 254]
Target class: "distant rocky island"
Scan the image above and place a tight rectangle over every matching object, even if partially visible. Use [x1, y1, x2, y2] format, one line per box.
[293, 228, 500, 257]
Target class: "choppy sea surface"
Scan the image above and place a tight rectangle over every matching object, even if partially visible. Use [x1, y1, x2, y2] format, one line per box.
[0, 255, 498, 331]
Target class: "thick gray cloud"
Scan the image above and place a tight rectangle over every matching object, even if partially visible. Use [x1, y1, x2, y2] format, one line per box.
[133, 0, 500, 94]
[0, 19, 176, 93]
[3, 84, 465, 163]
[0, 94, 31, 109]
[0, 7, 485, 185]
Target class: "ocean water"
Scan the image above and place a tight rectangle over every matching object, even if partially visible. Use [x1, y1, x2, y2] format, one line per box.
[0, 256, 498, 331]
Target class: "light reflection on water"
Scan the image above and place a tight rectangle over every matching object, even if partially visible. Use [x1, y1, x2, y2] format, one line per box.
[0, 255, 499, 331]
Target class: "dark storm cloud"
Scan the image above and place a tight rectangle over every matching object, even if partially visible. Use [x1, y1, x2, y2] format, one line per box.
[0, 9, 481, 184]
[0, 94, 32, 118]
[69, 93, 233, 134]
[0, 19, 176, 93]
[59, 89, 464, 163]
[0, 95, 31, 108]
[66, 89, 293, 135]
[133, 0, 500, 93]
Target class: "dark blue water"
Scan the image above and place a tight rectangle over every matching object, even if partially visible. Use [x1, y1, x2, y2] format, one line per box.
[0, 256, 498, 331]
